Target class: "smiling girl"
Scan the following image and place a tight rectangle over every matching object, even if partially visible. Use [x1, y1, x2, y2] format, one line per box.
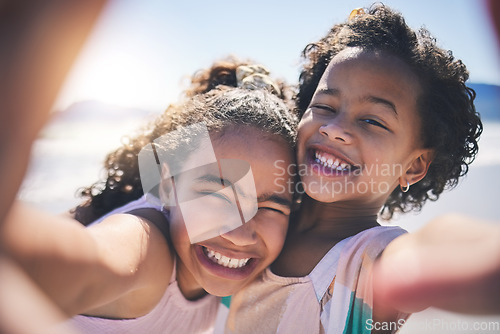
[223, 5, 494, 334]
[3, 59, 298, 333]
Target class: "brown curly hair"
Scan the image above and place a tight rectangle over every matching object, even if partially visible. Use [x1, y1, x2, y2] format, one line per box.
[75, 58, 298, 224]
[296, 4, 483, 219]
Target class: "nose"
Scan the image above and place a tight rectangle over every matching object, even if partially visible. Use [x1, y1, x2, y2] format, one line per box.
[220, 221, 258, 246]
[319, 114, 353, 144]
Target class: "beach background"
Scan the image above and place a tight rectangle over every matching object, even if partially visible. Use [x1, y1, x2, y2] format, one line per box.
[16, 0, 500, 333]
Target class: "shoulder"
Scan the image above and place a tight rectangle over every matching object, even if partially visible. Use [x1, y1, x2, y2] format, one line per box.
[89, 210, 173, 278]
[127, 208, 171, 241]
[84, 211, 174, 318]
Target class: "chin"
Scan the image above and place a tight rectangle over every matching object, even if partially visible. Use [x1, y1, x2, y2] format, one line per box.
[302, 182, 334, 203]
[308, 191, 336, 203]
[203, 283, 241, 297]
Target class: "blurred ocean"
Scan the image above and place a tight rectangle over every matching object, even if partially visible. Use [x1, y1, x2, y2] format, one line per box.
[18, 101, 161, 213]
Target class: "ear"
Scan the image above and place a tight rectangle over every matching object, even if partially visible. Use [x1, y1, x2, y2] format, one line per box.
[159, 163, 175, 207]
[400, 149, 434, 187]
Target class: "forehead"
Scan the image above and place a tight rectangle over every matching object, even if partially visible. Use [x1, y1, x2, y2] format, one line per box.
[320, 47, 421, 95]
[317, 48, 421, 118]
[181, 126, 294, 182]
[211, 126, 293, 159]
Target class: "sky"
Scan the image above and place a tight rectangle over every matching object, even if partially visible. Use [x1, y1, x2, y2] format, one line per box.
[54, 0, 500, 112]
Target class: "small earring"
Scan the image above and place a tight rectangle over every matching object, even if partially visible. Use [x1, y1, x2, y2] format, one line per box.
[401, 181, 410, 193]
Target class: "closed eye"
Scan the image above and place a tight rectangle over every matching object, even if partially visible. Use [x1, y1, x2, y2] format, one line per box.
[256, 194, 292, 216]
[199, 190, 232, 204]
[258, 206, 290, 216]
[362, 118, 389, 131]
[311, 104, 336, 114]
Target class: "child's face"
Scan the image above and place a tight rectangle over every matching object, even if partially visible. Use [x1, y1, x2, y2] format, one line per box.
[167, 126, 294, 297]
[297, 47, 425, 207]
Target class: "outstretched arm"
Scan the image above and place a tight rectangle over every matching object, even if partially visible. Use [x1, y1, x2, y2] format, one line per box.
[1, 203, 173, 318]
[0, 0, 107, 223]
[0, 1, 107, 332]
[373, 214, 500, 315]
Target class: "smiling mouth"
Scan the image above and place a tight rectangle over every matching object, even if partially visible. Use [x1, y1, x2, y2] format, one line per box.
[312, 150, 358, 172]
[202, 246, 251, 269]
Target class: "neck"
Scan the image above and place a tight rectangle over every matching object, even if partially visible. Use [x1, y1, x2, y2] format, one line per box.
[291, 195, 380, 239]
[175, 256, 206, 301]
[272, 195, 381, 277]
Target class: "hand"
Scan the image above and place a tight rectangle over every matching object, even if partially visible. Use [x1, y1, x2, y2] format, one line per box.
[374, 214, 500, 314]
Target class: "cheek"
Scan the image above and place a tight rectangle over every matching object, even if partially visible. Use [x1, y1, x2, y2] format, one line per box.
[297, 112, 316, 139]
[297, 124, 310, 141]
[363, 144, 407, 173]
[258, 215, 288, 255]
[168, 209, 190, 247]
[296, 128, 313, 162]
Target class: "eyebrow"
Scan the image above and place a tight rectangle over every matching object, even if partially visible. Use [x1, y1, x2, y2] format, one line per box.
[257, 193, 292, 209]
[315, 87, 339, 97]
[195, 174, 253, 201]
[195, 174, 292, 209]
[316, 88, 397, 116]
[361, 96, 398, 116]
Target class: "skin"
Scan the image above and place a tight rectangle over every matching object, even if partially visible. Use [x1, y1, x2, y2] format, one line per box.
[2, 125, 295, 321]
[2, 203, 172, 318]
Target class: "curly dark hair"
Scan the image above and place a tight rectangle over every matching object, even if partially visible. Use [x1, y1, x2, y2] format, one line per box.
[296, 4, 483, 219]
[75, 58, 298, 224]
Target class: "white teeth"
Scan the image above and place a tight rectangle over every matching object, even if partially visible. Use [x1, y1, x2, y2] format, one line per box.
[204, 247, 250, 269]
[221, 255, 230, 266]
[229, 258, 239, 268]
[314, 151, 350, 171]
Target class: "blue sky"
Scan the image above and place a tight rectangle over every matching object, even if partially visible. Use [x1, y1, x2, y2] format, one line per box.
[55, 0, 500, 111]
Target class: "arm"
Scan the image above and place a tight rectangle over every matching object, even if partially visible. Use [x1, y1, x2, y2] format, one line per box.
[0, 0, 107, 222]
[373, 214, 500, 315]
[0, 1, 108, 332]
[0, 254, 78, 334]
[1, 202, 173, 318]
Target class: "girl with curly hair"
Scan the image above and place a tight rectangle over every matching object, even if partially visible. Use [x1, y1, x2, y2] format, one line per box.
[224, 5, 498, 334]
[3, 59, 298, 333]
